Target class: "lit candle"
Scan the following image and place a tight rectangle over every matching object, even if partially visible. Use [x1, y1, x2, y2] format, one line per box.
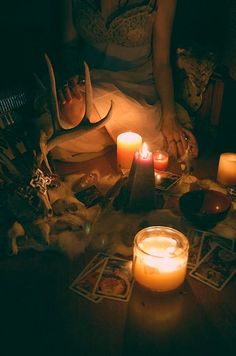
[217, 152, 236, 186]
[126, 143, 155, 212]
[153, 150, 169, 171]
[117, 132, 142, 170]
[155, 172, 162, 185]
[133, 226, 189, 292]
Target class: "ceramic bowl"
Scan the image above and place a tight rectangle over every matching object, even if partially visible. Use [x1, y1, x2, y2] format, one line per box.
[179, 189, 231, 229]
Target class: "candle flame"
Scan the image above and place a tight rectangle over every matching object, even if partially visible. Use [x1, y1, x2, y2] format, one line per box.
[155, 173, 161, 182]
[140, 142, 149, 159]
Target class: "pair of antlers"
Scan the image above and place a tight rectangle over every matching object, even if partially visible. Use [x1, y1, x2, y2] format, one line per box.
[39, 54, 113, 173]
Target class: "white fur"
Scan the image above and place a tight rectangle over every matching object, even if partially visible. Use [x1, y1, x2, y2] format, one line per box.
[7, 222, 25, 255]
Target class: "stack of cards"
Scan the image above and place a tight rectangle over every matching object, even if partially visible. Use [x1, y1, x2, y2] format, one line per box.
[155, 171, 181, 191]
[187, 229, 236, 291]
[70, 253, 134, 303]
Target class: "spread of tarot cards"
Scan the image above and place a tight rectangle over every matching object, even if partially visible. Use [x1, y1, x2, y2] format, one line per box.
[154, 170, 181, 191]
[70, 253, 134, 303]
[187, 229, 236, 291]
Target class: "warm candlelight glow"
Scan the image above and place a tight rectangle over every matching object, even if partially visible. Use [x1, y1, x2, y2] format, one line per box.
[133, 226, 189, 292]
[140, 142, 149, 159]
[155, 172, 161, 184]
[217, 152, 236, 186]
[125, 140, 155, 212]
[153, 150, 169, 171]
[117, 132, 142, 170]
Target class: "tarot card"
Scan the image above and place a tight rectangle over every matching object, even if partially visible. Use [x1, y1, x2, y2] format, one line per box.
[199, 233, 234, 262]
[74, 185, 104, 208]
[70, 260, 107, 303]
[94, 256, 134, 302]
[70, 284, 102, 303]
[187, 229, 205, 268]
[190, 244, 236, 291]
[155, 171, 181, 191]
[79, 253, 109, 278]
[70, 253, 108, 303]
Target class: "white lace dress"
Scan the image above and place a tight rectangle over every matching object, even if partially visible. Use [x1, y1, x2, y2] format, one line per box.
[51, 0, 190, 162]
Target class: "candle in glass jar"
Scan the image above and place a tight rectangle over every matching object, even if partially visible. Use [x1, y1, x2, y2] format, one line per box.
[133, 226, 189, 292]
[117, 132, 142, 170]
[153, 150, 169, 171]
[217, 152, 236, 186]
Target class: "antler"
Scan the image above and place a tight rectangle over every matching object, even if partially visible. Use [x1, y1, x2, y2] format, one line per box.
[42, 54, 113, 155]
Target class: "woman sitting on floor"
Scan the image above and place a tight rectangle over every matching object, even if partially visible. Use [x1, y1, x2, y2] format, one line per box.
[36, 0, 198, 162]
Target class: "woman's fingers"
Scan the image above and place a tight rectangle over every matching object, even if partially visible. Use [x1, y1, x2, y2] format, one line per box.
[173, 129, 185, 157]
[58, 76, 82, 105]
[63, 83, 72, 102]
[176, 139, 185, 157]
[166, 129, 197, 159]
[167, 139, 178, 159]
[68, 77, 83, 99]
[182, 128, 199, 157]
[58, 89, 66, 105]
[58, 83, 72, 104]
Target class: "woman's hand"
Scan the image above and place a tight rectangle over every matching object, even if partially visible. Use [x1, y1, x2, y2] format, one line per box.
[57, 75, 86, 126]
[58, 75, 84, 105]
[161, 113, 198, 159]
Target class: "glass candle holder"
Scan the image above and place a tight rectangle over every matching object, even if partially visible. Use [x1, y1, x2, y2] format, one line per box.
[153, 150, 169, 171]
[133, 226, 189, 292]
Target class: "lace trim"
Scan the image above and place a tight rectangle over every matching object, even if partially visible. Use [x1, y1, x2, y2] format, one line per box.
[73, 1, 156, 47]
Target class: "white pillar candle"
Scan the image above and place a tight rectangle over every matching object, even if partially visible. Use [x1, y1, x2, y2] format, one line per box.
[217, 152, 236, 186]
[117, 132, 142, 170]
[133, 226, 189, 292]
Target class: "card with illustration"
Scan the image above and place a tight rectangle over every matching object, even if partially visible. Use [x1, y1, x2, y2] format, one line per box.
[70, 261, 106, 303]
[79, 253, 109, 278]
[190, 244, 236, 291]
[70, 283, 102, 303]
[70, 253, 109, 303]
[199, 233, 233, 262]
[94, 256, 134, 302]
[154, 171, 181, 191]
[187, 229, 204, 268]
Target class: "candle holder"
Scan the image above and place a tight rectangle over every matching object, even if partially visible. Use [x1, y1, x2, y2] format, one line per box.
[153, 150, 169, 171]
[133, 226, 189, 292]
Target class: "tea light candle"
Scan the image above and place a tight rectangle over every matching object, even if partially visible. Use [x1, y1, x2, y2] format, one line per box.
[217, 152, 236, 186]
[117, 132, 142, 170]
[153, 150, 169, 171]
[133, 226, 189, 292]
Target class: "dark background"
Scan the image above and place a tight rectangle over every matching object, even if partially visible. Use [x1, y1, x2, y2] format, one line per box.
[0, 0, 232, 88]
[0, 0, 235, 152]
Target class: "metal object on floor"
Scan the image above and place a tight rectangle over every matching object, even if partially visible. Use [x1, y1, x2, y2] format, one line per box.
[0, 89, 27, 128]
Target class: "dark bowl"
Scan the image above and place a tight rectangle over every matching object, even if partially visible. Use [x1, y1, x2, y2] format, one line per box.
[179, 189, 231, 229]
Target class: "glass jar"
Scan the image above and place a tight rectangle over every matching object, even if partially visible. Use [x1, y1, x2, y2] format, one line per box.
[133, 226, 189, 292]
